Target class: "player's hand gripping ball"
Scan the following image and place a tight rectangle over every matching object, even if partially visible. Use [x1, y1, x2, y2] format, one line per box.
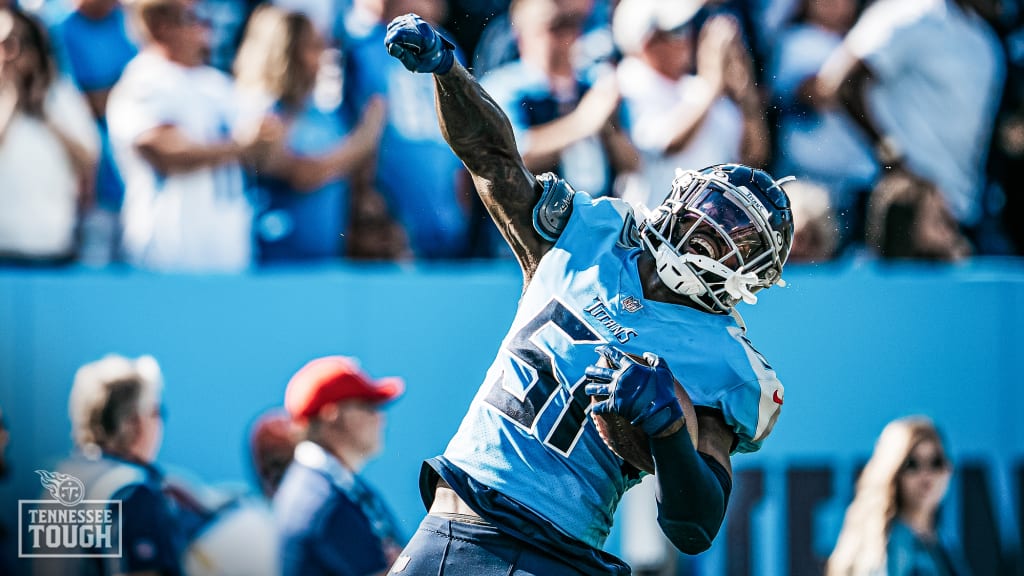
[585, 346, 698, 474]
[385, 13, 455, 74]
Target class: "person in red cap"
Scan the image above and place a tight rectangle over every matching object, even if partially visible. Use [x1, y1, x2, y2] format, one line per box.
[272, 356, 405, 576]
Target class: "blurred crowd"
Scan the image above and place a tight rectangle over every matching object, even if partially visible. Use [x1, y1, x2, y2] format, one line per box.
[0, 0, 1022, 271]
[2, 354, 407, 576]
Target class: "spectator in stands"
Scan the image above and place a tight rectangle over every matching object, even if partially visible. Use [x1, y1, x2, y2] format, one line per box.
[234, 6, 386, 264]
[55, 0, 136, 199]
[769, 0, 875, 252]
[54, 0, 138, 266]
[481, 0, 637, 200]
[43, 354, 185, 576]
[817, 0, 1005, 246]
[471, 0, 615, 81]
[0, 7, 98, 266]
[827, 416, 968, 576]
[107, 0, 282, 272]
[274, 356, 405, 576]
[343, 0, 470, 260]
[692, 0, 764, 80]
[865, 171, 972, 262]
[249, 409, 298, 499]
[612, 0, 766, 211]
[689, 0, 771, 166]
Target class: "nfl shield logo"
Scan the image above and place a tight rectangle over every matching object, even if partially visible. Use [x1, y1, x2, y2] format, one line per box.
[621, 296, 642, 313]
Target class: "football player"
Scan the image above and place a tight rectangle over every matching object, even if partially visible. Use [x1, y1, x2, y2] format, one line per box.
[384, 13, 794, 576]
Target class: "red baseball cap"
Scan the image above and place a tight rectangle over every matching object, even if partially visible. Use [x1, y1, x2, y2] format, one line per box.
[285, 356, 404, 421]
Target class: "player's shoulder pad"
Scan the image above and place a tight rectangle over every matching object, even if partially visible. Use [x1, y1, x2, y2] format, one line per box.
[533, 172, 577, 242]
[610, 199, 642, 249]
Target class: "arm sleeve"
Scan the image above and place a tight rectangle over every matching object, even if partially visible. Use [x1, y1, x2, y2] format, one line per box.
[107, 484, 184, 575]
[649, 429, 732, 555]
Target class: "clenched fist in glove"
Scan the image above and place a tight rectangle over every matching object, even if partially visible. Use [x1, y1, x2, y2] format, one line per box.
[585, 346, 685, 438]
[385, 13, 455, 74]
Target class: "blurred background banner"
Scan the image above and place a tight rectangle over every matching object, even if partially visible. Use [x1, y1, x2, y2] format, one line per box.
[0, 260, 1021, 575]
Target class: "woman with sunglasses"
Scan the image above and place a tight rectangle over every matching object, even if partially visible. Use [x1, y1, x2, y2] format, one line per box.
[827, 416, 969, 576]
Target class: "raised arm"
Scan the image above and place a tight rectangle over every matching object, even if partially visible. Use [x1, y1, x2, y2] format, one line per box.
[384, 13, 551, 280]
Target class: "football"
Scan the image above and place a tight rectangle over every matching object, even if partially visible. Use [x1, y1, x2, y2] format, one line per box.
[590, 354, 699, 474]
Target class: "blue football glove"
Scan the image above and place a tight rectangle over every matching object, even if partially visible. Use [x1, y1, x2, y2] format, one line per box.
[585, 346, 684, 438]
[385, 13, 455, 74]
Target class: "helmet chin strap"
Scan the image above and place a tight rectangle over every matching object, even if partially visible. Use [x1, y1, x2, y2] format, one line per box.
[653, 243, 706, 297]
[651, 243, 761, 308]
[724, 270, 760, 305]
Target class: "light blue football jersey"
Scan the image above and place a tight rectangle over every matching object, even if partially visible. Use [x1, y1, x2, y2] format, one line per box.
[442, 191, 784, 549]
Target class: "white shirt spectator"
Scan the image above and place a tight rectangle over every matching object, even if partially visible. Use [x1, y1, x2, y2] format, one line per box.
[843, 0, 1004, 225]
[772, 23, 878, 210]
[108, 51, 252, 272]
[616, 55, 743, 211]
[0, 79, 98, 259]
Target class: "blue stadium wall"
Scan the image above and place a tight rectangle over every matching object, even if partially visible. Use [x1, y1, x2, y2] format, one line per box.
[1, 260, 1022, 575]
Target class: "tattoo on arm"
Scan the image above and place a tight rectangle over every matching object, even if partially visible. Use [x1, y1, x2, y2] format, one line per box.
[433, 63, 551, 280]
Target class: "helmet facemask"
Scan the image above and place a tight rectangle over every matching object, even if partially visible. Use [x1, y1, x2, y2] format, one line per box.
[638, 168, 791, 313]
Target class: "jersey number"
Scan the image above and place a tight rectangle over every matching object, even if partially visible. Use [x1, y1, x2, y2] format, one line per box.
[484, 299, 603, 455]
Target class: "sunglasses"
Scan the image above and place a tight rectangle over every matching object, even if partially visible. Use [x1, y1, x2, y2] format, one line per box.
[902, 455, 948, 473]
